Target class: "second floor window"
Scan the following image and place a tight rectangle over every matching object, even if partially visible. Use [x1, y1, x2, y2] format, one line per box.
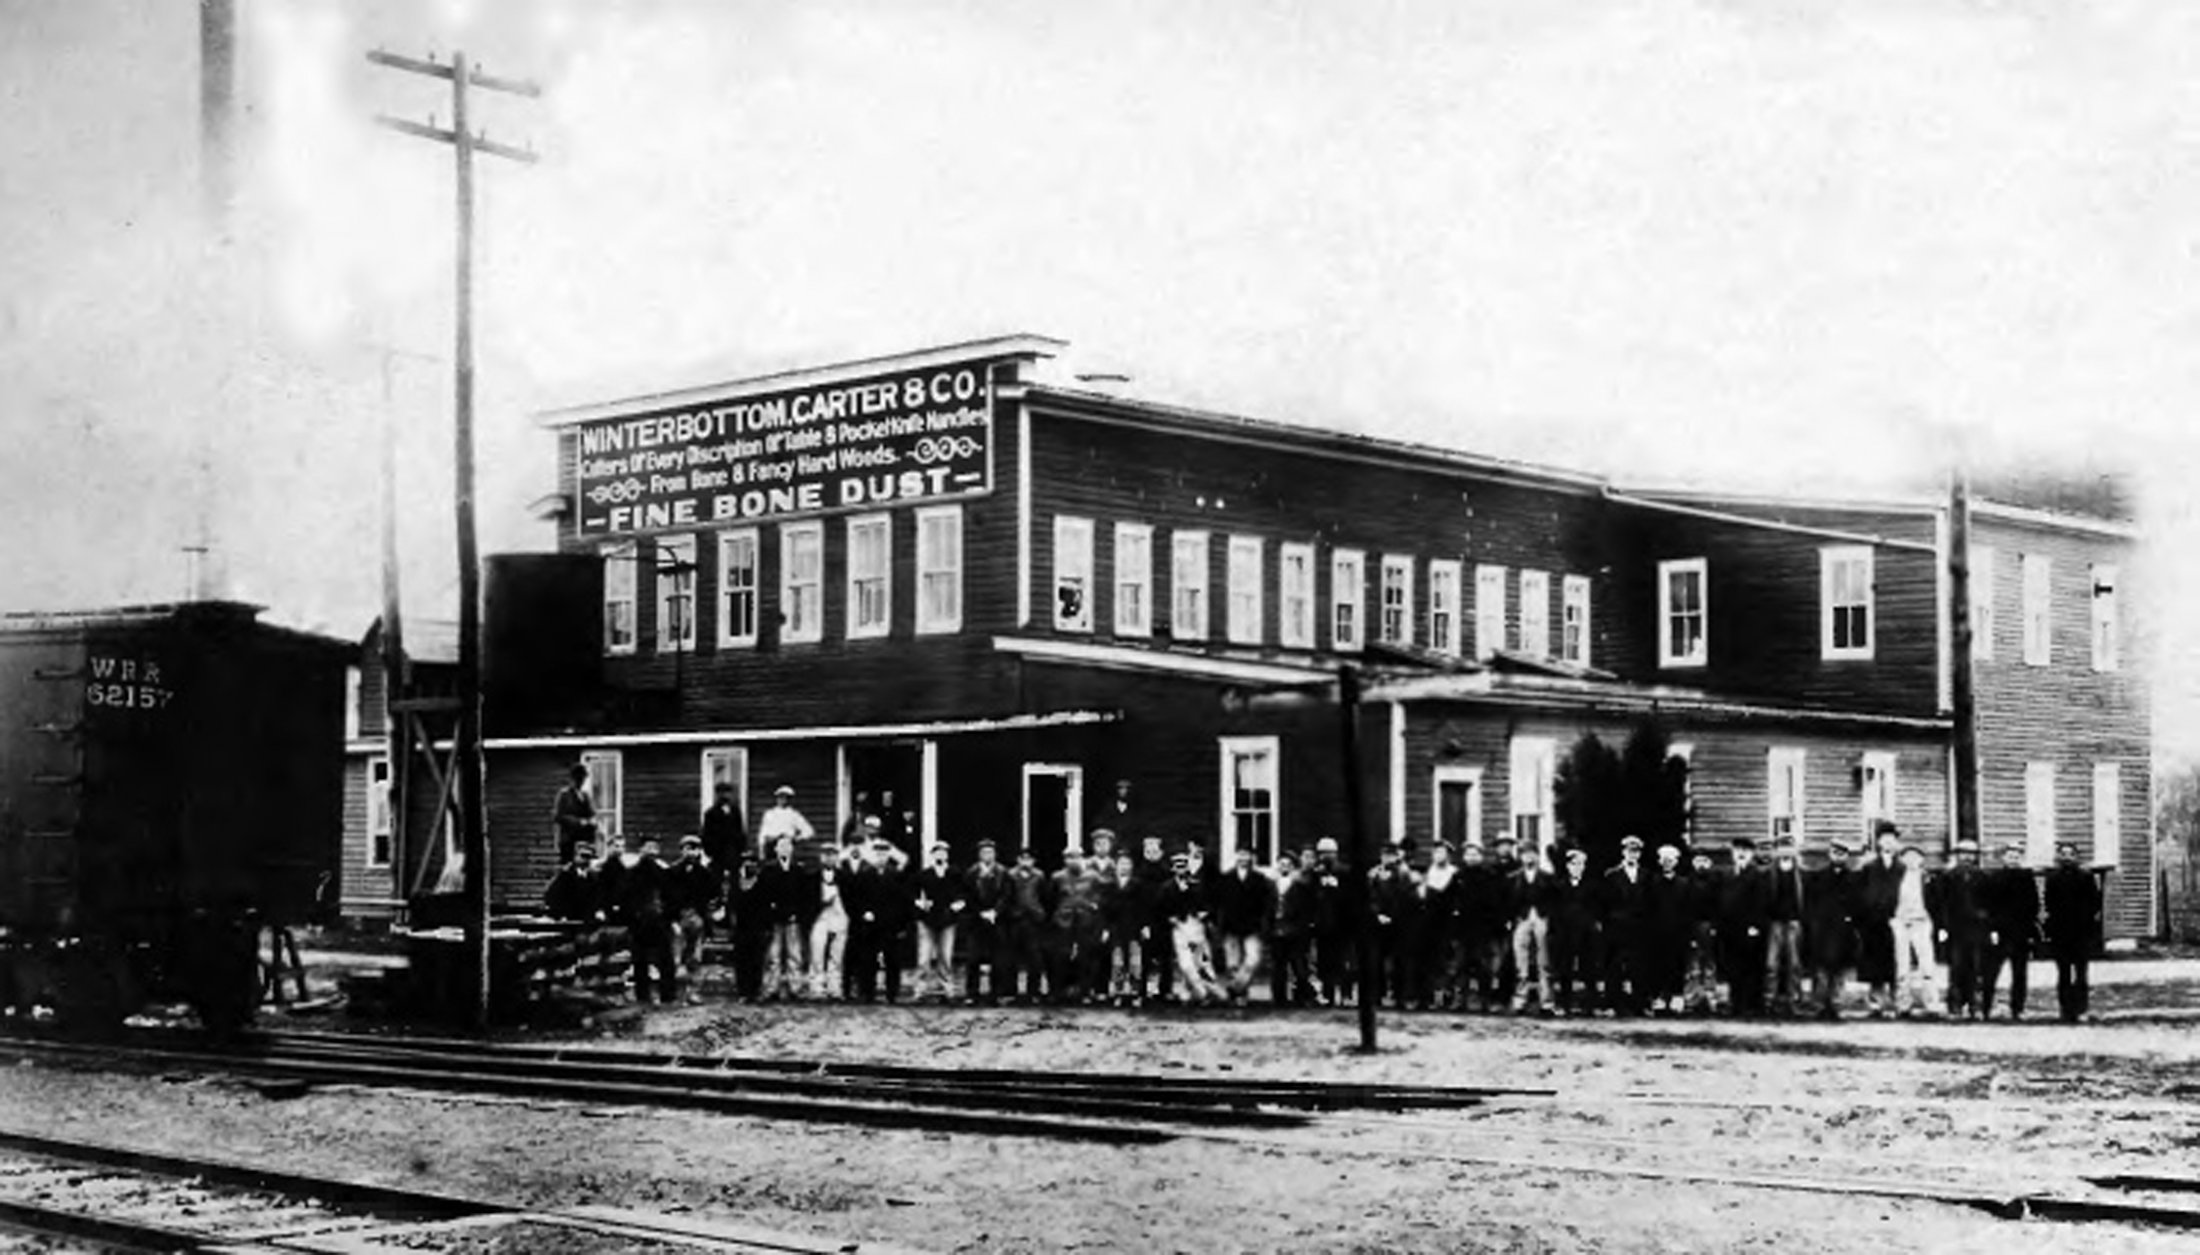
[1561, 574, 1591, 666]
[1115, 523, 1153, 637]
[781, 523, 823, 644]
[2022, 553, 2051, 665]
[1475, 565, 1506, 660]
[916, 507, 963, 634]
[1428, 561, 1462, 655]
[655, 534, 697, 653]
[2092, 564, 2119, 672]
[1820, 546, 1873, 660]
[847, 514, 891, 639]
[1332, 549, 1364, 651]
[1171, 531, 1209, 639]
[1970, 544, 1995, 661]
[602, 539, 637, 655]
[1227, 535, 1263, 645]
[1279, 543, 1315, 648]
[1659, 558, 1707, 667]
[718, 529, 759, 647]
[1519, 570, 1551, 659]
[1380, 555, 1413, 645]
[1054, 516, 1094, 632]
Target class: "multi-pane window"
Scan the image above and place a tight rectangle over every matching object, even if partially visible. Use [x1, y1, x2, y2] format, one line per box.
[1171, 531, 1209, 640]
[1475, 565, 1506, 660]
[2092, 564, 2119, 672]
[701, 746, 748, 817]
[1970, 545, 1995, 661]
[1860, 751, 1897, 844]
[1219, 737, 1280, 865]
[1331, 549, 1365, 651]
[2025, 761, 2057, 864]
[1820, 546, 1873, 659]
[1054, 516, 1094, 632]
[344, 666, 363, 741]
[2022, 553, 2051, 666]
[366, 755, 392, 868]
[1519, 570, 1550, 660]
[1659, 558, 1708, 667]
[781, 523, 824, 644]
[1114, 523, 1153, 637]
[717, 528, 759, 647]
[582, 749, 623, 844]
[1509, 736, 1555, 855]
[2093, 762, 2121, 869]
[1279, 543, 1315, 648]
[846, 514, 891, 639]
[1227, 535, 1264, 645]
[1380, 555, 1414, 646]
[1561, 574, 1591, 666]
[602, 540, 638, 655]
[1767, 747, 1806, 844]
[655, 534, 698, 653]
[915, 507, 963, 634]
[1427, 560, 1462, 656]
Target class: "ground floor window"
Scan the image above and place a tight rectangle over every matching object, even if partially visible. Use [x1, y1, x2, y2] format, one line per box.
[2025, 761, 2057, 865]
[2092, 762, 2119, 869]
[366, 755, 392, 868]
[1767, 747, 1806, 844]
[1859, 751, 1897, 844]
[1509, 736, 1555, 856]
[1432, 765, 1483, 852]
[1220, 736, 1280, 865]
[700, 746, 748, 819]
[582, 749, 624, 844]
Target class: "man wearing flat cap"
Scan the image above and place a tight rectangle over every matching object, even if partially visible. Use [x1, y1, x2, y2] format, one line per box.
[1937, 836, 1993, 1019]
[1601, 835, 1652, 1015]
[755, 784, 816, 861]
[1981, 842, 2041, 1020]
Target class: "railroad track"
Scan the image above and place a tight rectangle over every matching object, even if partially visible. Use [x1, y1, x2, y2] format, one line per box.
[0, 1128, 901, 1253]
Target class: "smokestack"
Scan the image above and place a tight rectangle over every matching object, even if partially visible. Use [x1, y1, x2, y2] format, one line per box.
[199, 0, 237, 238]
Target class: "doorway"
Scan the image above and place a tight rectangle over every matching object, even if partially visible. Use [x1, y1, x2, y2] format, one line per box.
[842, 741, 926, 858]
[1021, 764, 1084, 869]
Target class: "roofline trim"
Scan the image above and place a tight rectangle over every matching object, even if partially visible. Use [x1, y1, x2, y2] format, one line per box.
[471, 707, 1120, 751]
[1970, 499, 2139, 540]
[1603, 490, 1940, 553]
[1367, 672, 1952, 730]
[535, 334, 1068, 427]
[993, 635, 1335, 686]
[1024, 386, 1609, 495]
[1617, 484, 1943, 516]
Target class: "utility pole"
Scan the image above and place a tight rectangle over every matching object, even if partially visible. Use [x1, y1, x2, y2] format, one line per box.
[368, 48, 538, 1029]
[1949, 467, 1980, 859]
[1336, 665, 1379, 1053]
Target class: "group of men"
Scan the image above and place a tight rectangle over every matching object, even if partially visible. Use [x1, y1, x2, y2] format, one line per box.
[544, 766, 2107, 1024]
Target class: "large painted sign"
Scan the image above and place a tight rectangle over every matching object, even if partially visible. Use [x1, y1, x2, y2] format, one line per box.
[571, 363, 994, 536]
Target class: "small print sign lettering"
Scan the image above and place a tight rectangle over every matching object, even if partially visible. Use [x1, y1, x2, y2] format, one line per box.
[86, 655, 173, 711]
[572, 362, 995, 536]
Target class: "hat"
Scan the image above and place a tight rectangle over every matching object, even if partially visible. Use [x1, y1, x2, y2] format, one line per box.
[1730, 837, 1757, 851]
[1954, 836, 1980, 852]
[1564, 846, 1587, 861]
[977, 838, 996, 850]
[680, 834, 703, 848]
[1494, 834, 1517, 846]
[1827, 837, 1854, 854]
[2000, 842, 2024, 856]
[1315, 837, 1340, 854]
[1169, 852, 1189, 868]
[773, 784, 795, 797]
[1656, 843, 1680, 857]
[1620, 835, 1643, 850]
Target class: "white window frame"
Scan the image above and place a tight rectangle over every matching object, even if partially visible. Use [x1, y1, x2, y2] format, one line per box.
[1561, 574, 1591, 667]
[780, 522, 824, 645]
[716, 527, 760, 648]
[915, 506, 963, 635]
[602, 539, 638, 656]
[700, 746, 749, 818]
[845, 513, 892, 640]
[1431, 764, 1485, 852]
[1970, 544, 1995, 662]
[1218, 736, 1281, 864]
[1331, 549, 1365, 653]
[1508, 735, 1556, 856]
[1475, 564, 1507, 661]
[1658, 557, 1708, 668]
[1114, 522, 1153, 637]
[1670, 742, 1695, 842]
[1860, 751, 1897, 845]
[1227, 535, 1264, 645]
[655, 534, 699, 654]
[366, 754, 392, 869]
[2025, 761, 2057, 865]
[582, 749, 624, 844]
[1171, 530, 1210, 640]
[1379, 555, 1414, 646]
[1820, 545, 1874, 660]
[1519, 569, 1551, 660]
[1279, 543, 1315, 648]
[1767, 747, 1806, 845]
[1054, 515, 1094, 633]
[2093, 762, 2121, 869]
[1427, 560, 1462, 656]
[2022, 553, 2051, 666]
[344, 666, 363, 741]
[2091, 564, 2119, 673]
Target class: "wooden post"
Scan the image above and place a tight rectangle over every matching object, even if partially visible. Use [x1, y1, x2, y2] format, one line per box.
[1337, 665, 1378, 1053]
[1949, 468, 1981, 858]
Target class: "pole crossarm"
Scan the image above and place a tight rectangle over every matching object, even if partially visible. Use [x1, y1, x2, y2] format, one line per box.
[372, 115, 540, 164]
[367, 48, 543, 97]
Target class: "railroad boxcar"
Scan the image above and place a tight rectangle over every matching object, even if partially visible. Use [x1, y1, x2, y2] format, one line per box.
[0, 601, 350, 1029]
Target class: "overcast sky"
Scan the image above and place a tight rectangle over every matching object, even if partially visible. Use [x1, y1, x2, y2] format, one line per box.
[3, 0, 2195, 756]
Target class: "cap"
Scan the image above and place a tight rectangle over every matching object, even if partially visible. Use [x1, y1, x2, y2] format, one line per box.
[1494, 834, 1518, 847]
[2000, 842, 2024, 856]
[1620, 835, 1643, 850]
[1656, 843, 1680, 857]
[1169, 853, 1189, 868]
[1315, 837, 1340, 854]
[1954, 836, 1981, 852]
[773, 785, 795, 797]
[1091, 826, 1117, 842]
[680, 834, 703, 848]
[1730, 837, 1757, 851]
[1827, 837, 1854, 854]
[977, 838, 997, 850]
[1564, 846, 1587, 861]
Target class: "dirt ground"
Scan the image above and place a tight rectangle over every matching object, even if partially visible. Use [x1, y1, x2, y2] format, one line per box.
[10, 949, 2197, 1253]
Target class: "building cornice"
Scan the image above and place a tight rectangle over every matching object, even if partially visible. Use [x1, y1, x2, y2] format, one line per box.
[992, 635, 1334, 687]
[466, 707, 1119, 751]
[1366, 671, 1952, 731]
[1603, 491, 1940, 553]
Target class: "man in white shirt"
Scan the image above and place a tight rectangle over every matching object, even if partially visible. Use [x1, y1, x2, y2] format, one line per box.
[755, 784, 816, 859]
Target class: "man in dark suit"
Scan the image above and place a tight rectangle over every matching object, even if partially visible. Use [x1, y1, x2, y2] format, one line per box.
[1853, 822, 1904, 1016]
[1600, 835, 1652, 1015]
[1718, 838, 1772, 1017]
[1982, 842, 2042, 1020]
[757, 835, 812, 1001]
[1550, 846, 1602, 1016]
[2042, 842, 2100, 1023]
[699, 781, 747, 886]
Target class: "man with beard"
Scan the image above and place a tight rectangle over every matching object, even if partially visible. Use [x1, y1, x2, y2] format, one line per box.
[1853, 822, 1905, 1017]
[1763, 837, 1808, 1017]
[1682, 848, 1723, 1015]
[1802, 837, 1857, 1020]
